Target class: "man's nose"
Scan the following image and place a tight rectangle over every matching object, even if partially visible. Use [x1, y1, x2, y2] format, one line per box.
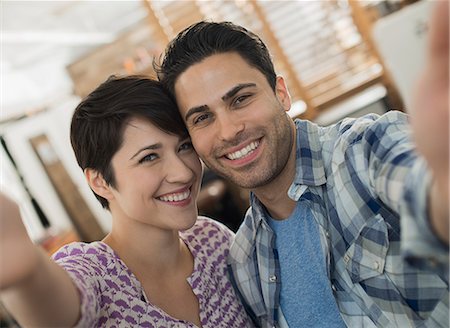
[216, 113, 245, 142]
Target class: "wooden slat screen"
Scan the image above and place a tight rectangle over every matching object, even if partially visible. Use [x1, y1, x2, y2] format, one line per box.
[141, 0, 402, 116]
[254, 0, 383, 110]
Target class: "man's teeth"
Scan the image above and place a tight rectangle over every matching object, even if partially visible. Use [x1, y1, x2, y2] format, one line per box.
[159, 190, 190, 202]
[226, 141, 259, 160]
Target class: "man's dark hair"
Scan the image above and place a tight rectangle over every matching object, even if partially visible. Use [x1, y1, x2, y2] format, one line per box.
[70, 75, 188, 210]
[156, 21, 276, 97]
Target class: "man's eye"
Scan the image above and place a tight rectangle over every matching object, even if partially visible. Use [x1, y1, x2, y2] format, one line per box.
[139, 153, 158, 164]
[234, 94, 250, 106]
[193, 113, 210, 125]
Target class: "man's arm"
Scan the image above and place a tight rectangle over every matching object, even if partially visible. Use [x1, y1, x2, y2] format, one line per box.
[0, 193, 81, 327]
[410, 0, 449, 244]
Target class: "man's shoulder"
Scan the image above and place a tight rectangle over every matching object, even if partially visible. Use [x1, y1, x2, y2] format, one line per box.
[304, 111, 411, 159]
[333, 111, 409, 139]
[297, 111, 408, 136]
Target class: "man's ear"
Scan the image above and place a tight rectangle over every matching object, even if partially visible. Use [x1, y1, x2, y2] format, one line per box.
[84, 168, 114, 201]
[275, 76, 292, 112]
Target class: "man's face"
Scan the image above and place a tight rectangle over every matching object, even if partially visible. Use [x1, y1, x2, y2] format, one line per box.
[174, 52, 294, 189]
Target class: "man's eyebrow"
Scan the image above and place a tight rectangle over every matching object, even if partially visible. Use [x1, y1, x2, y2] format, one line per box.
[221, 83, 257, 102]
[184, 83, 256, 122]
[185, 105, 208, 123]
[130, 143, 161, 160]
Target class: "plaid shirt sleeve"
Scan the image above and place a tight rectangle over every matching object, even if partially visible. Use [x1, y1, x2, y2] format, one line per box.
[342, 111, 449, 279]
[400, 148, 449, 282]
[320, 111, 448, 325]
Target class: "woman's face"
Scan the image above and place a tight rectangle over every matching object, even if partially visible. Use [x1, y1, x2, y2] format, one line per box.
[107, 116, 202, 232]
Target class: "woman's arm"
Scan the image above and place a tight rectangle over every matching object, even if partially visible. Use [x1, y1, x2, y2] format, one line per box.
[0, 193, 80, 327]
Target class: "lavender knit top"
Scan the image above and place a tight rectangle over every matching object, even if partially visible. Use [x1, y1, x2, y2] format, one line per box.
[52, 217, 252, 328]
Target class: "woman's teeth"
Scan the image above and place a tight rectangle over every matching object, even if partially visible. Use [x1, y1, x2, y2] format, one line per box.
[158, 190, 190, 202]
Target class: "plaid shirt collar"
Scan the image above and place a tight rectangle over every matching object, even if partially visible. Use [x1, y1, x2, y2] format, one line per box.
[291, 119, 327, 187]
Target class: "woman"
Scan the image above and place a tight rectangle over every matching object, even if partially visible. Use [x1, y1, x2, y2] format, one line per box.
[0, 76, 252, 327]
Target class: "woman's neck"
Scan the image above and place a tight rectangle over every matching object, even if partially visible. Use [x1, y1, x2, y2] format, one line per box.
[102, 218, 191, 278]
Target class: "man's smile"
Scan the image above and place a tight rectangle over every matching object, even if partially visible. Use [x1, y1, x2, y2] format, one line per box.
[225, 140, 260, 160]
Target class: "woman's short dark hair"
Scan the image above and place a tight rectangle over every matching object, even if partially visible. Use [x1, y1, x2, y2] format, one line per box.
[70, 75, 188, 210]
[156, 21, 276, 97]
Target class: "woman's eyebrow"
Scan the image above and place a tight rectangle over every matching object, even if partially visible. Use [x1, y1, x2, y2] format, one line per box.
[130, 143, 162, 160]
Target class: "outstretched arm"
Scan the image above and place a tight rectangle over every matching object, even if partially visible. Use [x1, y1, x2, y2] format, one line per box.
[0, 193, 80, 327]
[410, 0, 449, 244]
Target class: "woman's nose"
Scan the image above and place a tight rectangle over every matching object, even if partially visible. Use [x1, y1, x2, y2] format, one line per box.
[164, 156, 194, 184]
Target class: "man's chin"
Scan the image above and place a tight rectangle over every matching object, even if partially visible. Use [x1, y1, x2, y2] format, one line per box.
[204, 160, 274, 188]
[224, 173, 273, 190]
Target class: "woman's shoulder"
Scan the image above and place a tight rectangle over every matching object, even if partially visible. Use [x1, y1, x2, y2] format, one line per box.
[52, 241, 113, 260]
[189, 216, 234, 238]
[51, 241, 122, 274]
[182, 216, 235, 251]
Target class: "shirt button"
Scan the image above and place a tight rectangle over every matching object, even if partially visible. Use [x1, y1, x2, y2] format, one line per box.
[373, 261, 380, 270]
[325, 231, 330, 238]
[269, 275, 277, 282]
[343, 254, 350, 263]
[331, 284, 337, 292]
[429, 258, 438, 267]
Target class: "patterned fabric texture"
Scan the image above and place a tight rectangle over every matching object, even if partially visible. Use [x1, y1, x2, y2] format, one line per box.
[228, 111, 449, 328]
[53, 217, 252, 327]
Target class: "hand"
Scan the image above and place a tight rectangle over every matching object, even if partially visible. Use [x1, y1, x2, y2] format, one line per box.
[0, 193, 40, 290]
[411, 0, 449, 243]
[0, 193, 81, 326]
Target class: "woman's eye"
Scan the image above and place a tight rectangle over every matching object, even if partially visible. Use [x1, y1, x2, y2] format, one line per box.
[179, 141, 194, 151]
[139, 153, 158, 164]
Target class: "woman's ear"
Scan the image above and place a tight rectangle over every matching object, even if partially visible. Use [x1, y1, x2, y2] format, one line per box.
[275, 76, 292, 112]
[84, 169, 114, 201]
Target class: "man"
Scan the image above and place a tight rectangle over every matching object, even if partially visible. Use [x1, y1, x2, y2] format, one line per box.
[157, 1, 449, 327]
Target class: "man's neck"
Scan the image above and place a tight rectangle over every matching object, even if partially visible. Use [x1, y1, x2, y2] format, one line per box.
[253, 121, 297, 220]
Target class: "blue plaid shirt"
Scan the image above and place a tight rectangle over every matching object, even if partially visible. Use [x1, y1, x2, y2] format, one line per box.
[228, 111, 449, 328]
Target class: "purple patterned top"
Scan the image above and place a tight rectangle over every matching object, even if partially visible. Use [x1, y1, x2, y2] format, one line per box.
[52, 217, 252, 328]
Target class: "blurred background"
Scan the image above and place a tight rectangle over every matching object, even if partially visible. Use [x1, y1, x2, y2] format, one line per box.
[0, 2, 432, 320]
